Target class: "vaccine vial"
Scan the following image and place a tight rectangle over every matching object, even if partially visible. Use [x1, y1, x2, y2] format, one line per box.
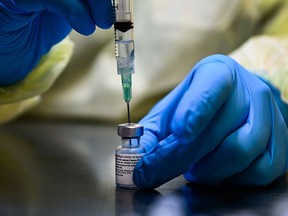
[115, 123, 145, 189]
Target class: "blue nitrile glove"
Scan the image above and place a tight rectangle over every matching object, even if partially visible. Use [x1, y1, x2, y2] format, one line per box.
[0, 0, 113, 85]
[133, 54, 288, 189]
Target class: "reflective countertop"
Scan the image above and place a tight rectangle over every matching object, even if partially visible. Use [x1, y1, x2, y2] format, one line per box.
[1, 120, 288, 216]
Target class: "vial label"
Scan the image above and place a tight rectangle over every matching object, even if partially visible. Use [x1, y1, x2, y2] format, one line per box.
[115, 153, 144, 186]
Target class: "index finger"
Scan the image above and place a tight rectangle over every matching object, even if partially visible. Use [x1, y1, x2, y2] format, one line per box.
[172, 55, 235, 143]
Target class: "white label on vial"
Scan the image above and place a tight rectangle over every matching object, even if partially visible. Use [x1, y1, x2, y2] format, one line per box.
[115, 153, 144, 186]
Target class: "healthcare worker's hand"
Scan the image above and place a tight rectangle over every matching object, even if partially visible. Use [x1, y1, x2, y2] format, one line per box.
[0, 0, 113, 85]
[133, 54, 288, 189]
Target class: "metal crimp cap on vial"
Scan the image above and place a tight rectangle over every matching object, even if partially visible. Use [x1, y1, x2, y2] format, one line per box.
[117, 123, 144, 138]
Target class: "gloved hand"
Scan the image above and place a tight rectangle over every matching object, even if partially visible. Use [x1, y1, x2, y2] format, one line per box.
[0, 0, 113, 85]
[133, 54, 288, 189]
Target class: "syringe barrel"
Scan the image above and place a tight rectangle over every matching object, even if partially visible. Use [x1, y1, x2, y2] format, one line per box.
[114, 0, 133, 22]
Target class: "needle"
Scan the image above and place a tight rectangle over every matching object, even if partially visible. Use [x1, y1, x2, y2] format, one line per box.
[127, 102, 131, 123]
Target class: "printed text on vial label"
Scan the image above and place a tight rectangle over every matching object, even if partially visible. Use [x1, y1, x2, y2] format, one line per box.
[115, 154, 144, 185]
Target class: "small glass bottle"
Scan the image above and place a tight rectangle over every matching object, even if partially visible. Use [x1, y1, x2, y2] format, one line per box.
[115, 123, 145, 189]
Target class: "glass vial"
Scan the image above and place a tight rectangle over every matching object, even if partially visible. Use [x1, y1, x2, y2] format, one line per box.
[115, 123, 145, 189]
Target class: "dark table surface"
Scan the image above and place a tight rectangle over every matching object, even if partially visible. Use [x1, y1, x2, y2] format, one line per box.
[1, 120, 288, 216]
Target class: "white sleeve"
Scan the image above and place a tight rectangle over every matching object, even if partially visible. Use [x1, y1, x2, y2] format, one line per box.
[230, 35, 288, 103]
[0, 37, 73, 124]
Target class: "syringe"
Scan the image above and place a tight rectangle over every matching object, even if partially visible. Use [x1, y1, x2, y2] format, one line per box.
[113, 0, 135, 123]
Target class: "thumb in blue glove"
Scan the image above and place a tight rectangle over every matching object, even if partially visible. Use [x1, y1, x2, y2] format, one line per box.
[133, 54, 288, 189]
[0, 0, 113, 85]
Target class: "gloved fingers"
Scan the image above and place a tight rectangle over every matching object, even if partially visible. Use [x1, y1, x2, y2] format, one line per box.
[87, 0, 114, 29]
[223, 100, 288, 186]
[184, 119, 270, 185]
[184, 73, 272, 184]
[186, 81, 286, 186]
[15, 0, 113, 35]
[135, 55, 242, 188]
[43, 0, 96, 35]
[171, 57, 234, 144]
[223, 139, 287, 186]
[134, 134, 194, 189]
